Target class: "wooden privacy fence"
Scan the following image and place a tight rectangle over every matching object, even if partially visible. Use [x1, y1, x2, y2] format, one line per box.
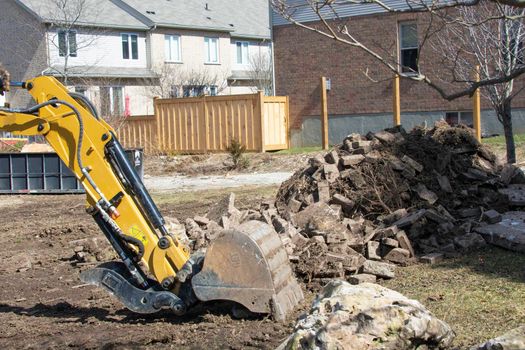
[116, 92, 289, 154]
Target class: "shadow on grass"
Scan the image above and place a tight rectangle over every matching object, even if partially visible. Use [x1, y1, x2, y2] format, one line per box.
[428, 246, 525, 283]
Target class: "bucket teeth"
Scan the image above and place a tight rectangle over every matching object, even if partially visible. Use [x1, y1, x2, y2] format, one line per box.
[191, 220, 303, 321]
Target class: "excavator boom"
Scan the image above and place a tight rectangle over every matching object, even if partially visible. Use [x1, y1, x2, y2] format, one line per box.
[0, 71, 302, 320]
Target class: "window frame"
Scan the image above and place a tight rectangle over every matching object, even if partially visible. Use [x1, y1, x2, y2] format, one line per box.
[165, 34, 182, 63]
[58, 29, 77, 58]
[398, 21, 419, 74]
[121, 33, 139, 60]
[235, 41, 249, 65]
[204, 37, 220, 64]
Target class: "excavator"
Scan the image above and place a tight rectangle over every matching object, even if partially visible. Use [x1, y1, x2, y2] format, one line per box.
[0, 67, 303, 321]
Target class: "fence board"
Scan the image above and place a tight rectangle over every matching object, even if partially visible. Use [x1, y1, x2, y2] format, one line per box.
[116, 93, 289, 154]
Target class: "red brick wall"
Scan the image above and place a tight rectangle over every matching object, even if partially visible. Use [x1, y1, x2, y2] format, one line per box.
[273, 11, 525, 130]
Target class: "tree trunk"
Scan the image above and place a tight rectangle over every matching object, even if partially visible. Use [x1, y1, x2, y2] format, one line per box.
[498, 98, 516, 164]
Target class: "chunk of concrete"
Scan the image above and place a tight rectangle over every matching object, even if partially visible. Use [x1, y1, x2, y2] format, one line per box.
[474, 211, 525, 253]
[362, 260, 396, 279]
[348, 273, 376, 285]
[420, 252, 444, 264]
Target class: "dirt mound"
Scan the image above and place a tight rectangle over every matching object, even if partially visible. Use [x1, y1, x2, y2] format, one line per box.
[272, 122, 518, 289]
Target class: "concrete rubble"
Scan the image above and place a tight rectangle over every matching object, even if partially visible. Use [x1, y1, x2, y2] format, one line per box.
[168, 123, 525, 289]
[277, 280, 455, 350]
[470, 326, 525, 350]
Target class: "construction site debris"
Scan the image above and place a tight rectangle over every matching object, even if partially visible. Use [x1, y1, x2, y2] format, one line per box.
[185, 123, 521, 290]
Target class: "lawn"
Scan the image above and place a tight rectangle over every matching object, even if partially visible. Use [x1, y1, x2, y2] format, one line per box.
[382, 246, 525, 348]
[483, 133, 525, 164]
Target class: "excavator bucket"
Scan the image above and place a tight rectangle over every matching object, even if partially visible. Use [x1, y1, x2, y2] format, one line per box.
[191, 220, 304, 321]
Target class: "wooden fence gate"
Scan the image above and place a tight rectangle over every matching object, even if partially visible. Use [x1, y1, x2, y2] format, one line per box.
[117, 92, 289, 154]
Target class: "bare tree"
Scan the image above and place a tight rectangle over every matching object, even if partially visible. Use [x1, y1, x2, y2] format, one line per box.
[248, 51, 273, 95]
[432, 3, 525, 162]
[45, 0, 103, 85]
[272, 0, 525, 163]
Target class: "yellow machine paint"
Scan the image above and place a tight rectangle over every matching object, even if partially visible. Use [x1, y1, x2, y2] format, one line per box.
[0, 76, 190, 286]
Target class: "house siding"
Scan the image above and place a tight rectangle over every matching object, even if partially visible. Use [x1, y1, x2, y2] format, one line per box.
[47, 28, 148, 70]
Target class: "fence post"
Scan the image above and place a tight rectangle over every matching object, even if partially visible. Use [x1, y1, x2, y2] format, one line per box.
[154, 97, 162, 152]
[321, 76, 329, 150]
[286, 95, 291, 149]
[258, 91, 266, 152]
[393, 74, 401, 126]
[203, 95, 209, 152]
[473, 66, 481, 142]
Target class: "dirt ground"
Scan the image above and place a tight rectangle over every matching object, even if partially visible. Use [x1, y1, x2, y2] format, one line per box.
[0, 191, 313, 350]
[143, 151, 324, 177]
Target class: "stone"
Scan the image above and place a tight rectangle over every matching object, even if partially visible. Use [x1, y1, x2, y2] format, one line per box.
[396, 231, 415, 257]
[351, 140, 373, 149]
[351, 146, 371, 155]
[323, 164, 340, 183]
[499, 184, 525, 206]
[348, 273, 376, 285]
[308, 155, 326, 168]
[425, 209, 449, 224]
[312, 235, 326, 244]
[343, 169, 366, 187]
[469, 325, 525, 350]
[206, 193, 240, 223]
[278, 281, 454, 350]
[482, 209, 502, 224]
[316, 181, 331, 203]
[474, 211, 525, 253]
[373, 131, 396, 143]
[366, 241, 381, 260]
[380, 208, 408, 225]
[288, 198, 302, 213]
[402, 155, 423, 172]
[362, 260, 396, 279]
[381, 237, 399, 248]
[339, 154, 365, 167]
[393, 209, 426, 228]
[415, 183, 438, 204]
[193, 216, 210, 226]
[500, 164, 516, 185]
[420, 252, 444, 264]
[331, 193, 354, 213]
[383, 247, 410, 265]
[205, 221, 222, 241]
[294, 202, 339, 230]
[325, 150, 339, 164]
[458, 207, 482, 218]
[437, 175, 453, 193]
[291, 233, 309, 249]
[329, 204, 342, 217]
[453, 232, 486, 251]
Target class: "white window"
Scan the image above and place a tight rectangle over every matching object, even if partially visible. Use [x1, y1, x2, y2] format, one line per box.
[165, 35, 181, 62]
[58, 30, 77, 57]
[204, 37, 219, 64]
[236, 41, 249, 64]
[399, 22, 418, 73]
[122, 34, 138, 60]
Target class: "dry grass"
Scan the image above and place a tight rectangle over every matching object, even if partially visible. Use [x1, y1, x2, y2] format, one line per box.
[483, 134, 525, 165]
[382, 246, 525, 348]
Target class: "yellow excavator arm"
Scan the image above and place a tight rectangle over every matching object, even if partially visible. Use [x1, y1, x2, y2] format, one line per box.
[0, 72, 302, 320]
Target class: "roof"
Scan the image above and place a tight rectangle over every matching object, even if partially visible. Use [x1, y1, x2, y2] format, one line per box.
[14, 0, 149, 30]
[272, 0, 420, 26]
[43, 66, 158, 79]
[114, 0, 272, 39]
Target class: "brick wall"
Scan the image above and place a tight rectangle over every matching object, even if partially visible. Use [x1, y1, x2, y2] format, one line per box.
[273, 11, 525, 131]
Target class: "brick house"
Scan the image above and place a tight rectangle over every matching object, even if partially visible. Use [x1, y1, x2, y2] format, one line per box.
[272, 2, 525, 147]
[0, 0, 273, 117]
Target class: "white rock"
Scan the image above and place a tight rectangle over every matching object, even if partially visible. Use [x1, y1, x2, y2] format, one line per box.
[278, 280, 455, 350]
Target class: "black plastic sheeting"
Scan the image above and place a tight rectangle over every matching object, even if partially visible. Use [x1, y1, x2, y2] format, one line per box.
[0, 149, 143, 194]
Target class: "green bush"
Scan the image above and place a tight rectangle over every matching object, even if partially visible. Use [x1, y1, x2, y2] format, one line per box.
[226, 138, 249, 169]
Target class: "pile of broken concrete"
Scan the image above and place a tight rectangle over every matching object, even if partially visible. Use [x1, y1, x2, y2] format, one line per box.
[176, 122, 524, 288]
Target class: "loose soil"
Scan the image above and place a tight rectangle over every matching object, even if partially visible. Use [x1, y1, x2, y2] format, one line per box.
[0, 192, 311, 350]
